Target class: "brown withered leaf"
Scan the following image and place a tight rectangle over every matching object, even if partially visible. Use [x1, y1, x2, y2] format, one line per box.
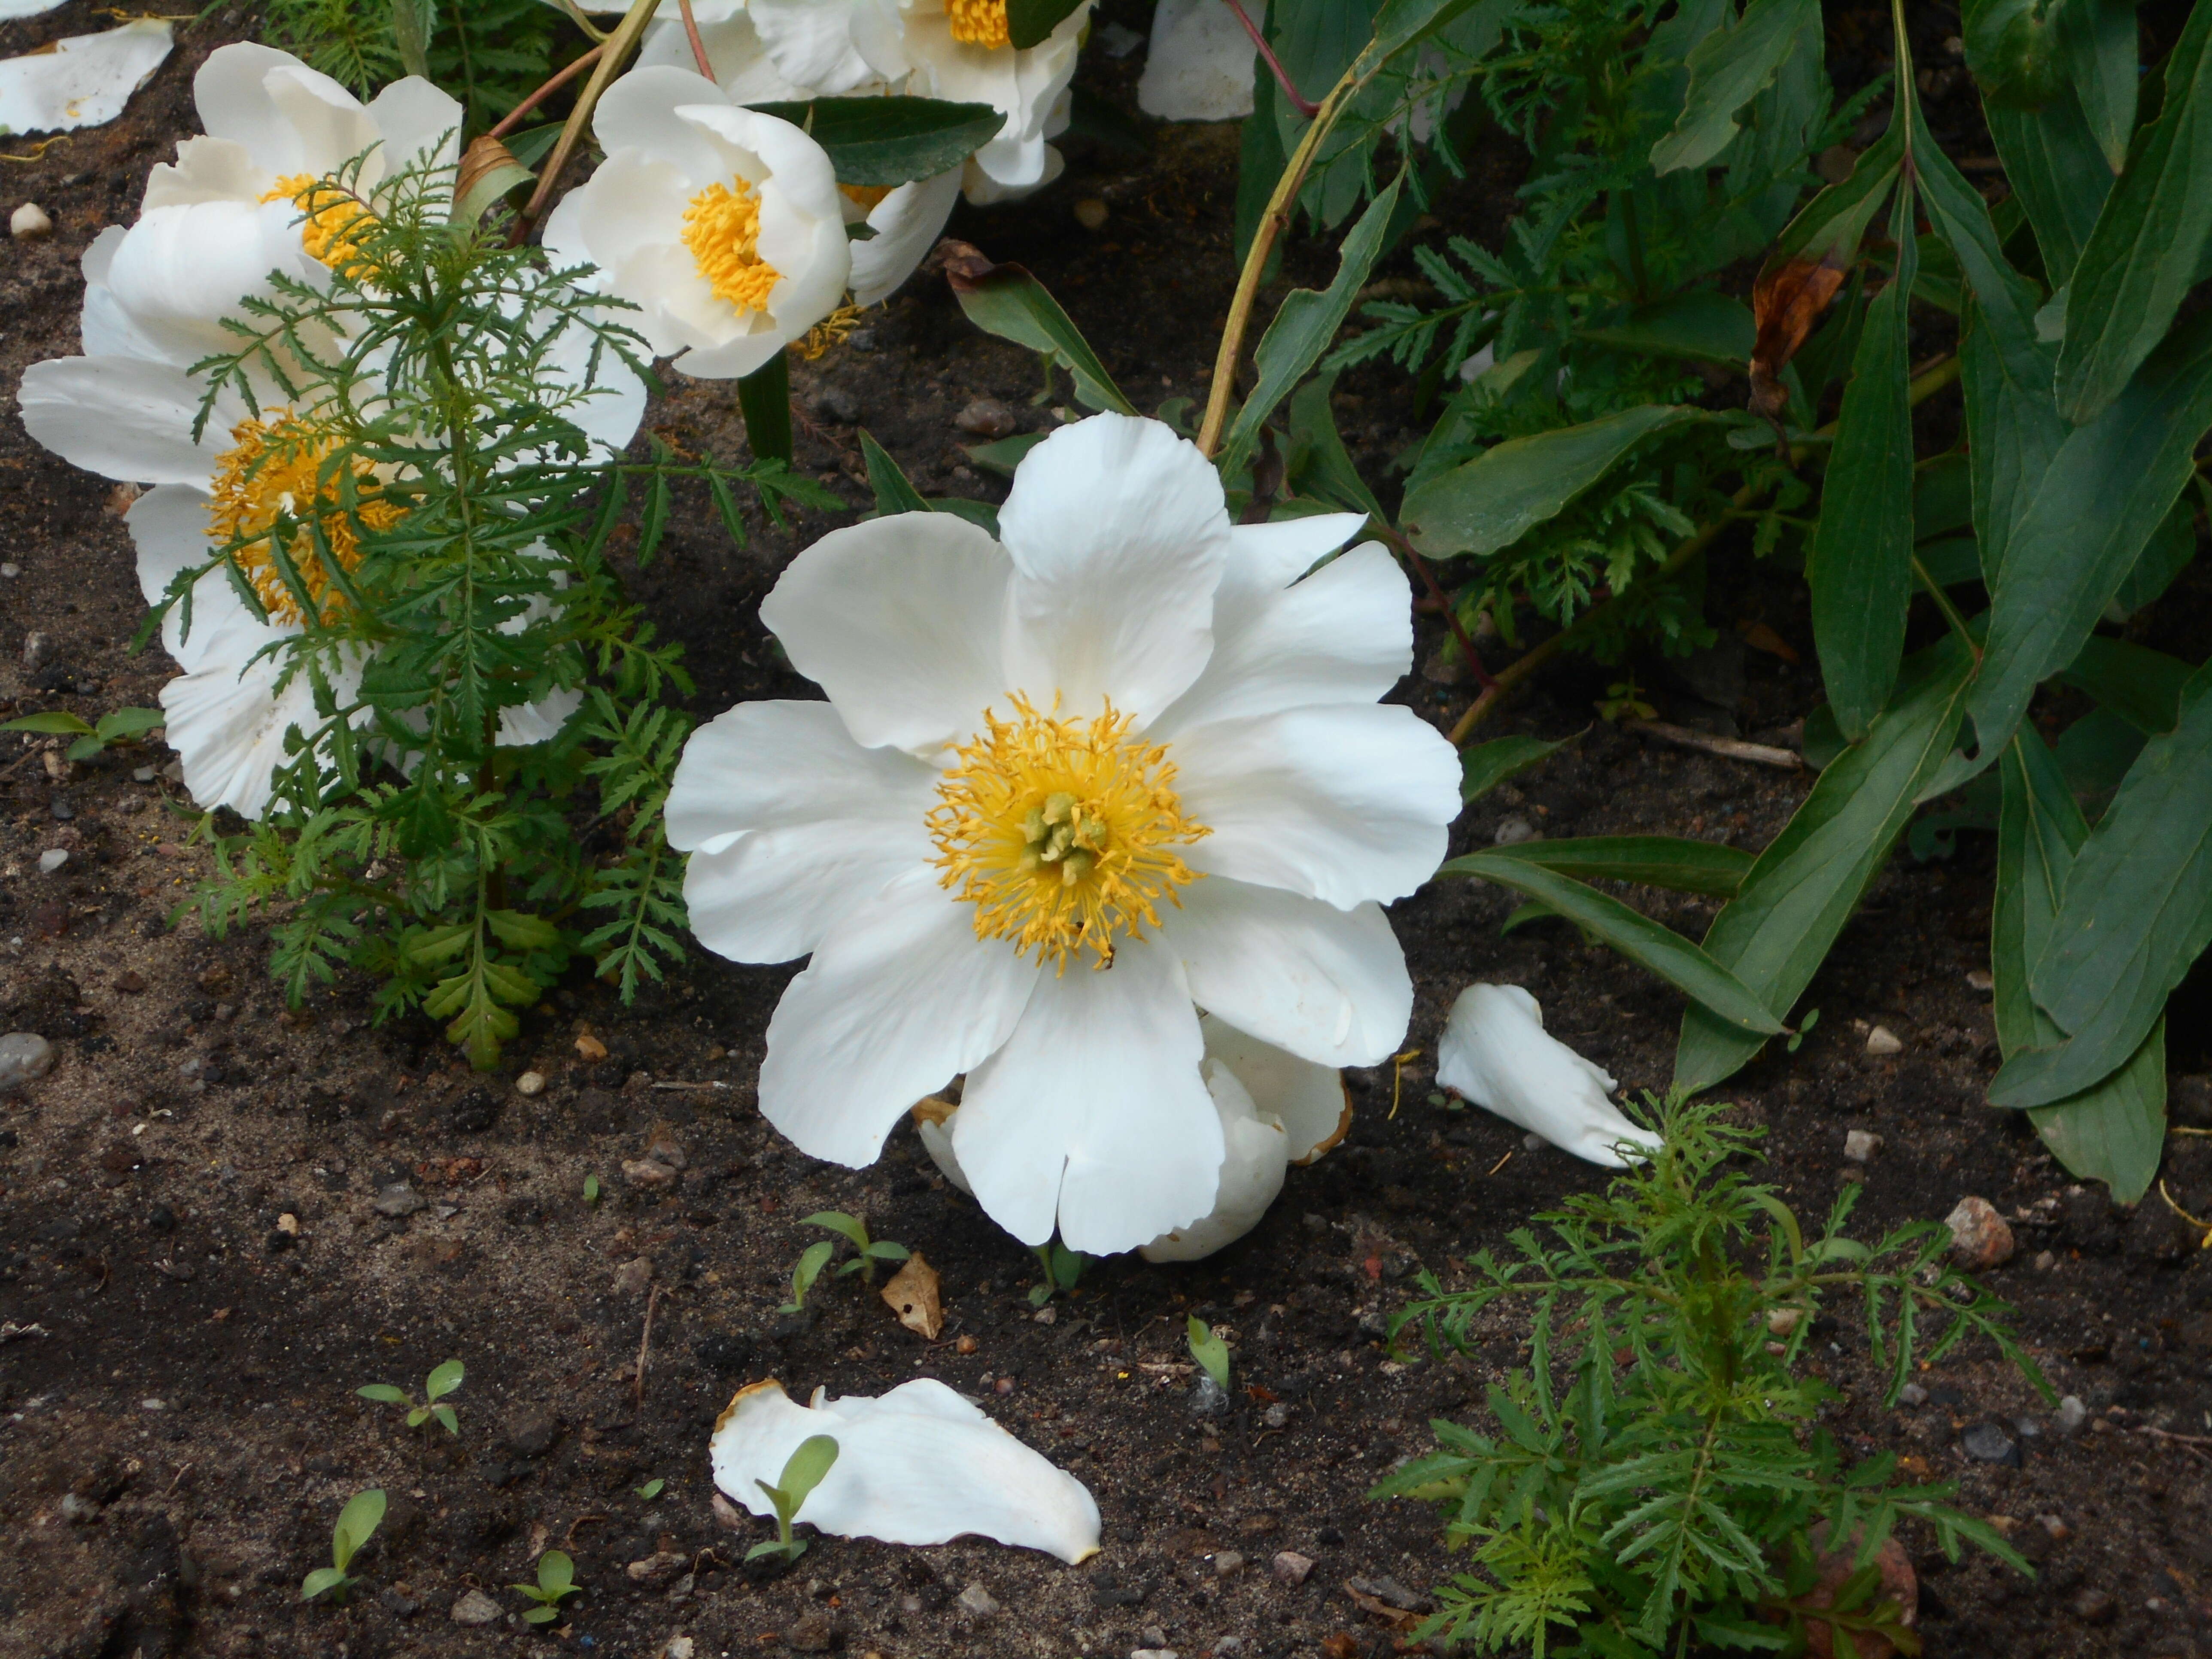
[882, 1250, 942, 1340]
[1748, 244, 1853, 435]
[927, 237, 1001, 291]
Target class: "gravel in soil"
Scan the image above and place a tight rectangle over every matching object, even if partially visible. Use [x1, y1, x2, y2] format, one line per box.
[2, 5, 2211, 1658]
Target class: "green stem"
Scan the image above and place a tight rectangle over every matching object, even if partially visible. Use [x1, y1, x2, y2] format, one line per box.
[1912, 553, 1983, 665]
[738, 348, 795, 465]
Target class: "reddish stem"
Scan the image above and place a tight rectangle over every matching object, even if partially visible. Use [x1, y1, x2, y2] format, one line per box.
[1392, 529, 1498, 691]
[488, 43, 604, 140]
[1221, 0, 1320, 118]
[677, 0, 714, 77]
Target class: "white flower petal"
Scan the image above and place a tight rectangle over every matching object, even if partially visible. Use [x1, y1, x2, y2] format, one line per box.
[161, 641, 348, 820]
[259, 59, 389, 179]
[80, 226, 178, 362]
[1436, 983, 1660, 1167]
[125, 483, 213, 607]
[102, 199, 322, 365]
[1152, 539, 1410, 738]
[192, 42, 346, 173]
[1173, 704, 1461, 907]
[759, 512, 1010, 755]
[0, 1, 68, 18]
[680, 102, 850, 332]
[709, 1378, 1100, 1562]
[960, 142, 1064, 205]
[667, 699, 937, 858]
[1161, 877, 1410, 1068]
[748, 0, 910, 92]
[1223, 510, 1370, 595]
[593, 64, 733, 179]
[907, 3, 1087, 193]
[955, 940, 1221, 1254]
[637, 12, 808, 102]
[362, 74, 464, 177]
[1200, 1013, 1351, 1164]
[671, 325, 786, 380]
[760, 865, 1040, 1166]
[496, 686, 583, 747]
[0, 19, 171, 136]
[1137, 1057, 1287, 1262]
[1138, 0, 1260, 121]
[140, 133, 267, 211]
[17, 356, 231, 486]
[997, 414, 1228, 721]
[850, 168, 961, 307]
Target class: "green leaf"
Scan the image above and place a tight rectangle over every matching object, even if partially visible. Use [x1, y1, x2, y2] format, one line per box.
[331, 1489, 386, 1571]
[1440, 852, 1784, 1034]
[1990, 660, 2212, 1107]
[1284, 374, 1384, 519]
[940, 248, 1137, 416]
[1962, 0, 2070, 107]
[1460, 733, 1569, 802]
[431, 1404, 458, 1436]
[1575, 290, 1755, 365]
[747, 97, 1006, 186]
[636, 1479, 665, 1500]
[738, 348, 795, 467]
[963, 431, 1047, 477]
[779, 1434, 842, 1511]
[745, 1538, 796, 1562]
[2054, 0, 2212, 423]
[1984, 96, 2111, 286]
[1, 711, 94, 736]
[1967, 308, 2212, 755]
[859, 429, 930, 517]
[1187, 1314, 1232, 1389]
[453, 151, 533, 227]
[1218, 175, 1405, 481]
[93, 706, 167, 742]
[484, 909, 560, 952]
[1402, 405, 1716, 558]
[523, 1605, 557, 1625]
[1649, 0, 1820, 173]
[1675, 640, 1977, 1093]
[2061, 0, 2139, 172]
[356, 1384, 410, 1405]
[301, 1566, 350, 1602]
[804, 1210, 870, 1250]
[424, 1358, 465, 1400]
[1005, 0, 1084, 49]
[2058, 637, 2194, 735]
[864, 1240, 911, 1261]
[1992, 731, 2164, 1199]
[1476, 835, 1756, 898]
[1807, 194, 1917, 741]
[583, 1173, 601, 1205]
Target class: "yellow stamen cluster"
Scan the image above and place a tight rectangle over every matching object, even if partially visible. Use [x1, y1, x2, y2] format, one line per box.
[929, 695, 1207, 971]
[799, 302, 868, 362]
[205, 416, 403, 626]
[946, 0, 1012, 48]
[682, 179, 782, 315]
[260, 173, 377, 272]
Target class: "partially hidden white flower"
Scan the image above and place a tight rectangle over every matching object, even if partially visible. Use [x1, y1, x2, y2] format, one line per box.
[635, 1, 814, 101]
[843, 168, 963, 306]
[0, 19, 171, 137]
[1136, 0, 1259, 122]
[898, 0, 1092, 203]
[1437, 983, 1662, 1167]
[710, 1377, 1101, 1562]
[665, 412, 1461, 1255]
[746, 0, 912, 93]
[543, 65, 851, 379]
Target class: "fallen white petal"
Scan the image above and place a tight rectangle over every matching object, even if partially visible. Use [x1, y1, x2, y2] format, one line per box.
[1436, 983, 1661, 1167]
[0, 20, 172, 136]
[0, 1, 67, 20]
[710, 1379, 1101, 1562]
[1137, 0, 1261, 122]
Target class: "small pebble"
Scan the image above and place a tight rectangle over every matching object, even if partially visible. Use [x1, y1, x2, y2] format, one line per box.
[1073, 197, 1109, 230]
[1272, 1550, 1316, 1586]
[954, 397, 1017, 438]
[1492, 815, 1537, 846]
[1033, 1305, 1057, 1324]
[955, 1334, 978, 1355]
[1960, 1421, 2018, 1464]
[1966, 968, 1993, 992]
[21, 630, 50, 670]
[0, 563, 17, 578]
[1864, 1024, 1903, 1056]
[2039, 1513, 2072, 1542]
[1212, 1550, 1244, 1577]
[0, 1032, 56, 1096]
[371, 1182, 425, 1218]
[1522, 1132, 1544, 1151]
[955, 1582, 1000, 1620]
[613, 1256, 653, 1296]
[37, 848, 67, 874]
[992, 1375, 1014, 1395]
[11, 202, 51, 239]
[1187, 1373, 1229, 1418]
[449, 1589, 501, 1626]
[1897, 1382, 1928, 1407]
[1262, 1401, 1289, 1429]
[1944, 1195, 2015, 1270]
[2070, 1588, 2116, 1626]
[515, 1070, 546, 1097]
[2054, 1395, 2087, 1436]
[2035, 1249, 2055, 1271]
[1129, 1650, 1177, 1659]
[1843, 1129, 1882, 1162]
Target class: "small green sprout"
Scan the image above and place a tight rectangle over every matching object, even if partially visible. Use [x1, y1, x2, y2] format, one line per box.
[1029, 1239, 1086, 1306]
[803, 1210, 910, 1285]
[636, 1478, 665, 1500]
[510, 1549, 582, 1625]
[301, 1488, 385, 1604]
[1596, 675, 1659, 723]
[1187, 1316, 1231, 1391]
[1786, 1007, 1822, 1053]
[747, 1434, 840, 1564]
[3, 706, 167, 763]
[781, 1239, 836, 1313]
[358, 1358, 465, 1434]
[583, 1173, 602, 1205]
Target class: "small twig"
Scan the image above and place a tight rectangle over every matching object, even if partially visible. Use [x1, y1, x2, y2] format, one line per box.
[488, 43, 605, 140]
[676, 0, 714, 78]
[1485, 1150, 1513, 1176]
[1220, 0, 1319, 117]
[1623, 719, 1803, 771]
[635, 1284, 662, 1409]
[650, 1079, 731, 1092]
[563, 1513, 609, 1550]
[1388, 528, 1498, 692]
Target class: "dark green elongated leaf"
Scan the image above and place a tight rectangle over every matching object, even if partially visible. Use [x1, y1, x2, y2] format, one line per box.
[1913, 454, 1973, 541]
[1991, 659, 2212, 1107]
[1219, 175, 1404, 481]
[963, 431, 1047, 477]
[2060, 0, 2140, 173]
[2054, 0, 2212, 423]
[748, 97, 1006, 187]
[1807, 194, 1917, 741]
[1576, 290, 1755, 365]
[1369, 0, 1496, 61]
[938, 243, 1138, 416]
[924, 495, 1000, 535]
[1649, 0, 1820, 173]
[1440, 851, 1784, 1034]
[1285, 374, 1384, 519]
[1967, 309, 2212, 754]
[737, 349, 794, 467]
[2058, 636, 2194, 735]
[1401, 405, 1715, 558]
[1963, 0, 2068, 107]
[858, 429, 930, 516]
[1993, 730, 2164, 1200]
[1479, 836, 1756, 899]
[1461, 733, 1568, 802]
[1984, 98, 2110, 286]
[1675, 640, 1978, 1094]
[2112, 493, 2199, 617]
[1005, 0, 1085, 49]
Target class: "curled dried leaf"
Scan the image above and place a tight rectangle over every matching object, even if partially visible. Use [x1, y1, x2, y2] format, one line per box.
[882, 1250, 943, 1340]
[1748, 248, 1851, 433]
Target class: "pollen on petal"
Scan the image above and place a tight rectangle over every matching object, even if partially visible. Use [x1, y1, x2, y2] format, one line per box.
[260, 173, 377, 273]
[946, 0, 1012, 48]
[682, 179, 783, 316]
[206, 416, 402, 626]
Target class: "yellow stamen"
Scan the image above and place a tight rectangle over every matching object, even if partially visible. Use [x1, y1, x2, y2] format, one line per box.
[205, 416, 403, 626]
[838, 182, 895, 212]
[946, 0, 1012, 48]
[798, 302, 867, 362]
[928, 695, 1208, 972]
[260, 173, 377, 272]
[682, 179, 781, 315]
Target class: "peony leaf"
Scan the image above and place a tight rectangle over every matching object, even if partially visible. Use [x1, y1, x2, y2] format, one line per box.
[749, 97, 1006, 187]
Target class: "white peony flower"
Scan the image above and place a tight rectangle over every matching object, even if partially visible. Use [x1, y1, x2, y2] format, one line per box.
[1436, 984, 1662, 1167]
[542, 65, 851, 380]
[635, 1, 814, 101]
[746, 0, 912, 93]
[665, 411, 1460, 1255]
[898, 0, 1091, 203]
[710, 1377, 1100, 1561]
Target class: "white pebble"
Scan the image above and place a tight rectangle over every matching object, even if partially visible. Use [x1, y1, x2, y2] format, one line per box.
[1843, 1129, 1882, 1162]
[36, 848, 67, 874]
[1864, 1024, 1903, 1056]
[11, 203, 51, 239]
[515, 1069, 546, 1096]
[0, 563, 18, 578]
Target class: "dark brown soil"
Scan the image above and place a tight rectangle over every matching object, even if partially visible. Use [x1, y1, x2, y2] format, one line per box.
[1, 5, 2208, 1659]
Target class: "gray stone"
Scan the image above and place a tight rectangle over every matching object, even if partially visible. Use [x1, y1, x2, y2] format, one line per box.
[0, 1033, 55, 1095]
[955, 1582, 1000, 1619]
[58, 1492, 100, 1524]
[1945, 1196, 2015, 1270]
[1130, 1650, 1178, 1659]
[1140, 1627, 1169, 1649]
[1212, 1550, 1244, 1577]
[1897, 1382, 1929, 1407]
[450, 1588, 502, 1626]
[785, 1611, 837, 1652]
[2055, 1395, 2088, 1436]
[36, 849, 66, 874]
[614, 1256, 653, 1296]
[1492, 816, 1537, 846]
[1187, 1374, 1230, 1418]
[1262, 1401, 1290, 1429]
[21, 631, 49, 670]
[503, 1406, 562, 1458]
[1865, 1024, 1904, 1056]
[812, 384, 863, 424]
[954, 398, 1018, 438]
[1843, 1130, 1882, 1163]
[2070, 1588, 2116, 1625]
[1961, 1422, 2018, 1464]
[1271, 1550, 1315, 1586]
[372, 1182, 425, 1218]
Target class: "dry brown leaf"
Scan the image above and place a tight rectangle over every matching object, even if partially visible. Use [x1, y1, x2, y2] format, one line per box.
[882, 1251, 942, 1340]
[1748, 245, 1853, 434]
[575, 1032, 608, 1061]
[1738, 619, 1801, 663]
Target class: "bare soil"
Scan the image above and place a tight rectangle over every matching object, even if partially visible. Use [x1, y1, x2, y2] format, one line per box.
[2, 5, 2209, 1658]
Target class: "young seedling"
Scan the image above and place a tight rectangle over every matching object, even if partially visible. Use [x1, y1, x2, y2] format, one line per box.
[2, 707, 167, 763]
[358, 1358, 465, 1434]
[781, 1240, 836, 1314]
[301, 1488, 385, 1604]
[1029, 1239, 1086, 1306]
[510, 1549, 582, 1625]
[803, 1210, 909, 1285]
[636, 1478, 665, 1500]
[583, 1173, 602, 1206]
[1187, 1315, 1231, 1391]
[747, 1434, 840, 1565]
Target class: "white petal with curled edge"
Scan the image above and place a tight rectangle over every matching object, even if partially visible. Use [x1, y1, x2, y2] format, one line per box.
[17, 356, 232, 487]
[1137, 0, 1260, 121]
[636, 11, 807, 102]
[1138, 1057, 1288, 1262]
[0, 20, 172, 136]
[159, 641, 349, 821]
[748, 0, 910, 92]
[709, 1378, 1101, 1562]
[0, 1, 67, 18]
[363, 75, 465, 180]
[849, 169, 963, 308]
[997, 413, 1228, 723]
[125, 483, 214, 605]
[1437, 983, 1662, 1167]
[592, 65, 732, 181]
[759, 512, 1010, 756]
[1201, 1012, 1352, 1164]
[192, 43, 360, 176]
[666, 699, 937, 859]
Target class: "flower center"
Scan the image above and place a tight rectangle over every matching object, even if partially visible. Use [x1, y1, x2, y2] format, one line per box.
[946, 0, 1012, 48]
[260, 173, 377, 272]
[682, 179, 782, 315]
[205, 416, 403, 626]
[928, 695, 1208, 971]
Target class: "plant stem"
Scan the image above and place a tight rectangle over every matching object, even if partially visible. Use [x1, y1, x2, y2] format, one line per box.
[1220, 0, 1319, 118]
[488, 44, 605, 140]
[738, 349, 795, 465]
[1913, 553, 1983, 664]
[512, 0, 663, 241]
[677, 0, 714, 78]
